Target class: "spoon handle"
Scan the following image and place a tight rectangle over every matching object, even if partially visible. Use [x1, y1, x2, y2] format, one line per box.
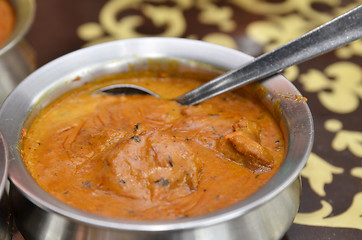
[176, 5, 362, 105]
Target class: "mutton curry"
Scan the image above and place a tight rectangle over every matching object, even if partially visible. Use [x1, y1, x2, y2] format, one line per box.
[21, 68, 285, 220]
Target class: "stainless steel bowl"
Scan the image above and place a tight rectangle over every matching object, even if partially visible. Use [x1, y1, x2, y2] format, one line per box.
[0, 131, 11, 240]
[0, 38, 314, 240]
[0, 0, 36, 104]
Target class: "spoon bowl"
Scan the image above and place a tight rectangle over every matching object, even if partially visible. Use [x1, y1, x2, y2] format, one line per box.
[97, 84, 160, 97]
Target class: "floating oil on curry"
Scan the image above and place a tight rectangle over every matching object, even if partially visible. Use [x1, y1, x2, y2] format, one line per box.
[21, 67, 285, 220]
[0, 0, 15, 47]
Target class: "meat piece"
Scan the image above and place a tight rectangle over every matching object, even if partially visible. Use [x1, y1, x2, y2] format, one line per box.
[218, 119, 274, 173]
[98, 129, 202, 201]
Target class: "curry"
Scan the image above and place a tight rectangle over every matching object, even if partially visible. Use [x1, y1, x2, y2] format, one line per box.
[0, 0, 15, 47]
[21, 68, 285, 220]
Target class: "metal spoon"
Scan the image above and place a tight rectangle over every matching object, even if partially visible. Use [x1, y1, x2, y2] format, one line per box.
[98, 5, 362, 105]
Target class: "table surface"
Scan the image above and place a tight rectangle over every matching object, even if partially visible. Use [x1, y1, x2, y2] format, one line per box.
[12, 0, 362, 239]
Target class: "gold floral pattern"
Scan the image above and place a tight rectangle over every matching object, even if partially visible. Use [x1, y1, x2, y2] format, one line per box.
[325, 119, 362, 158]
[77, 0, 239, 48]
[294, 193, 362, 230]
[198, 2, 236, 32]
[300, 152, 344, 197]
[300, 62, 362, 114]
[296, 152, 362, 229]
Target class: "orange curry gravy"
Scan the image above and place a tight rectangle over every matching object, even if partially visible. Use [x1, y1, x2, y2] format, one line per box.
[21, 69, 285, 220]
[0, 0, 15, 47]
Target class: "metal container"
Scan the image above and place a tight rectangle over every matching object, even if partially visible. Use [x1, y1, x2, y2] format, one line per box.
[0, 0, 36, 104]
[0, 38, 314, 240]
[0, 131, 11, 240]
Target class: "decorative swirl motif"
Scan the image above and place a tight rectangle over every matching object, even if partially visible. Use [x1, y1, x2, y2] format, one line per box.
[294, 193, 362, 230]
[198, 2, 236, 32]
[233, 0, 361, 25]
[300, 62, 362, 114]
[300, 152, 344, 197]
[325, 119, 362, 158]
[296, 152, 362, 229]
[78, 0, 239, 48]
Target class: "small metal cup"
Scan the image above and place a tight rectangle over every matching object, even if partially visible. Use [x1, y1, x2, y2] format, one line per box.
[0, 0, 36, 104]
